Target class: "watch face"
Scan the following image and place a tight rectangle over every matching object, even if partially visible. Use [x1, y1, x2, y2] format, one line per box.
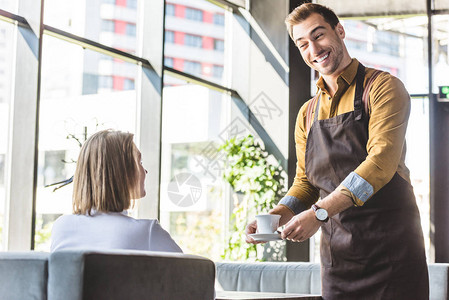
[316, 208, 328, 221]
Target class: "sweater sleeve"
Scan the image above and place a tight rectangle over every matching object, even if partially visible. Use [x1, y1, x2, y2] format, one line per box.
[148, 220, 183, 253]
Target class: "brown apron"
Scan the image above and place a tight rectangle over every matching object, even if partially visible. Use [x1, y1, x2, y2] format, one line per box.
[305, 63, 429, 300]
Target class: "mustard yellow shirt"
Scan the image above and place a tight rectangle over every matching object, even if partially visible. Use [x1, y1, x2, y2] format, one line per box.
[281, 59, 411, 210]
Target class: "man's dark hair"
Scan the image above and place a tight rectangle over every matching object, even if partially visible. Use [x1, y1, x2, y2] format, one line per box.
[285, 3, 340, 40]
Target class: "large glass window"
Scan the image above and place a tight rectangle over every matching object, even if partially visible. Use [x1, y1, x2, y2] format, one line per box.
[164, 0, 227, 85]
[342, 17, 428, 95]
[433, 15, 449, 93]
[160, 74, 235, 260]
[34, 35, 139, 251]
[406, 97, 430, 259]
[44, 0, 140, 54]
[0, 20, 14, 249]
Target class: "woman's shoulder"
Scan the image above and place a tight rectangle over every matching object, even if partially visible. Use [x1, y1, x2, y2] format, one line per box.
[53, 214, 79, 225]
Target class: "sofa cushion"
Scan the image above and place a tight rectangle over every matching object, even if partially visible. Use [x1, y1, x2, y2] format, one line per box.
[48, 249, 215, 300]
[215, 261, 321, 294]
[0, 251, 49, 300]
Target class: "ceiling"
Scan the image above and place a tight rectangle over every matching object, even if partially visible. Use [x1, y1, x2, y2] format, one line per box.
[316, 0, 448, 17]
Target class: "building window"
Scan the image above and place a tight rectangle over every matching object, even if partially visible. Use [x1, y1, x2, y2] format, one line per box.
[214, 39, 224, 51]
[99, 75, 113, 89]
[164, 57, 174, 68]
[165, 30, 175, 43]
[212, 65, 223, 78]
[185, 34, 202, 48]
[166, 3, 175, 16]
[127, 0, 137, 9]
[213, 14, 225, 26]
[124, 78, 135, 90]
[126, 23, 136, 37]
[185, 7, 203, 22]
[373, 31, 400, 56]
[101, 20, 115, 32]
[184, 61, 202, 76]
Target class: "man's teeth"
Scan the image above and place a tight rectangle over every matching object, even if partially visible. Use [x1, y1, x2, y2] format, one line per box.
[316, 53, 329, 63]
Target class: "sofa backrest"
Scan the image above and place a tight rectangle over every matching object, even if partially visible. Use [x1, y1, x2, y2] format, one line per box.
[215, 261, 321, 295]
[0, 252, 49, 300]
[48, 249, 215, 300]
[216, 261, 449, 300]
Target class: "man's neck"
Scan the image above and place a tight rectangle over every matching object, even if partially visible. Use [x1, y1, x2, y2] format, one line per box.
[321, 56, 352, 97]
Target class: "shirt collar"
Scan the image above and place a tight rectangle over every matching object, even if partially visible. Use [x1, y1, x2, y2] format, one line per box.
[316, 58, 359, 93]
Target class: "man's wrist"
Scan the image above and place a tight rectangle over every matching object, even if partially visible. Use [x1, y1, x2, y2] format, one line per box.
[315, 190, 354, 218]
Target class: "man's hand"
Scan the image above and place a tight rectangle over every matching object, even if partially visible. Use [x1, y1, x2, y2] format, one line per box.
[281, 209, 321, 242]
[245, 205, 296, 244]
[245, 219, 265, 244]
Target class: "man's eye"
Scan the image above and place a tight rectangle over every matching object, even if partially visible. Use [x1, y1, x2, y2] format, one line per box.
[315, 33, 323, 39]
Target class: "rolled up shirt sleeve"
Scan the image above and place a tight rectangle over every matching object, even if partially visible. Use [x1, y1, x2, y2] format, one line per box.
[279, 195, 309, 215]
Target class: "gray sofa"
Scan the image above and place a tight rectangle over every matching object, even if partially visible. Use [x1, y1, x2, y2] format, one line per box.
[2, 250, 448, 300]
[215, 261, 449, 300]
[0, 250, 215, 300]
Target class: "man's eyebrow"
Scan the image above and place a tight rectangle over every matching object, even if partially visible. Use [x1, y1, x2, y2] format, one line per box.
[295, 25, 326, 44]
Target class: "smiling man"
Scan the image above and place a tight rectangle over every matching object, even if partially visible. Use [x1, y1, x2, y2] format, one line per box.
[245, 3, 429, 300]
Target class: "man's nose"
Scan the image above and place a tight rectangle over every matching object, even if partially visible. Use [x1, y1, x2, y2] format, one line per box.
[309, 41, 321, 56]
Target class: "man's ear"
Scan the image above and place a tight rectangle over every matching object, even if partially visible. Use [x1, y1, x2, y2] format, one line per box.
[335, 23, 345, 39]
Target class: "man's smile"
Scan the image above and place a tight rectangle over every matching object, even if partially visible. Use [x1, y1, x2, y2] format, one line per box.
[315, 52, 329, 64]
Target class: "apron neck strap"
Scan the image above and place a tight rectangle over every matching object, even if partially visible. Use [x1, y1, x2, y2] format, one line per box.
[313, 62, 366, 123]
[313, 93, 321, 122]
[354, 63, 366, 120]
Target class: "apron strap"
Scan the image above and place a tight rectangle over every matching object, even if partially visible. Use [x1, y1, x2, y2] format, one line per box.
[353, 63, 366, 120]
[305, 94, 319, 136]
[305, 65, 382, 135]
[362, 70, 383, 116]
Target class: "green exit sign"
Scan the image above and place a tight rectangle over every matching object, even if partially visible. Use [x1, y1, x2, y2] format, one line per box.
[440, 86, 449, 100]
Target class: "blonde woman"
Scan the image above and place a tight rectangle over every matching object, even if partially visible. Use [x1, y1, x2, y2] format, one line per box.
[50, 129, 181, 253]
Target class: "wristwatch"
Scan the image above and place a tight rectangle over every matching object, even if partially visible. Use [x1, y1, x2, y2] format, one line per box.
[312, 204, 329, 223]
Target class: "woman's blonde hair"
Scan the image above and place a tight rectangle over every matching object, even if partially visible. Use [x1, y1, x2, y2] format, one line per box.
[72, 129, 140, 215]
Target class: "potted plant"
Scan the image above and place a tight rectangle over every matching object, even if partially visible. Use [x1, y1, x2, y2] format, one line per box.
[219, 135, 287, 261]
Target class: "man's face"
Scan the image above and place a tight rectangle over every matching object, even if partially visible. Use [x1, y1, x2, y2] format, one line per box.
[292, 13, 346, 76]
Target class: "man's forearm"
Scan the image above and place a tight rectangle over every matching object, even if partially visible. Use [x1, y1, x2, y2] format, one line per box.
[315, 190, 354, 218]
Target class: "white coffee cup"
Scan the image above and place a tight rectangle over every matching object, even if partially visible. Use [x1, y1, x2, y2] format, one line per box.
[255, 214, 281, 234]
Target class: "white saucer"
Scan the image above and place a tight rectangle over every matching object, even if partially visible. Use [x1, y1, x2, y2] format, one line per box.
[249, 233, 282, 241]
